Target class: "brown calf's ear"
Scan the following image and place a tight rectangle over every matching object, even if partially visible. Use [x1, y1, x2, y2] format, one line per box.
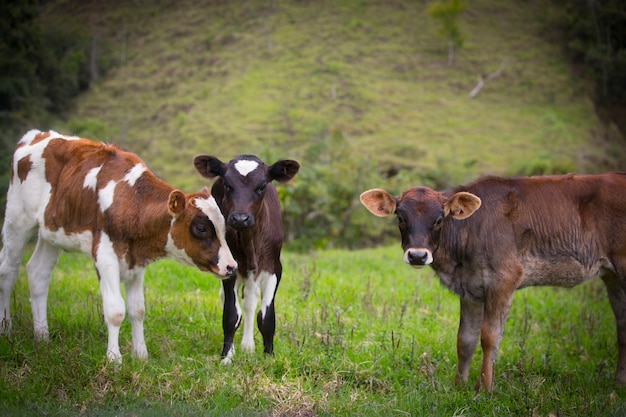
[444, 191, 481, 219]
[360, 188, 396, 217]
[168, 190, 187, 217]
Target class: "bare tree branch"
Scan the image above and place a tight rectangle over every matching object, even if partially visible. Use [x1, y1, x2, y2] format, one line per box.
[469, 61, 506, 98]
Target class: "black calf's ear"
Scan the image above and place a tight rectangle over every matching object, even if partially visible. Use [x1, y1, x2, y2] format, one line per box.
[269, 159, 300, 183]
[194, 155, 225, 179]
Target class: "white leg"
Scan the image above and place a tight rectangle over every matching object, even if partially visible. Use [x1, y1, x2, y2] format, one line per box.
[26, 237, 61, 340]
[0, 223, 37, 335]
[95, 234, 125, 363]
[258, 271, 278, 320]
[240, 273, 259, 353]
[124, 267, 148, 360]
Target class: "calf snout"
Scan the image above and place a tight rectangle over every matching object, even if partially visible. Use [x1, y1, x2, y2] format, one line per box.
[228, 213, 255, 229]
[405, 248, 433, 267]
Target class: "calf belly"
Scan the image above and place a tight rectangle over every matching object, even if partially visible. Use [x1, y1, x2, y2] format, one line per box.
[519, 255, 610, 288]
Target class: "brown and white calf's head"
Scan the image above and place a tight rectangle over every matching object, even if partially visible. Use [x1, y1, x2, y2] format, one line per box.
[193, 155, 300, 230]
[360, 187, 481, 267]
[166, 189, 237, 277]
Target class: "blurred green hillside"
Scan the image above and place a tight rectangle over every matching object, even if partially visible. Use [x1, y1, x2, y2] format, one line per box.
[3, 0, 625, 249]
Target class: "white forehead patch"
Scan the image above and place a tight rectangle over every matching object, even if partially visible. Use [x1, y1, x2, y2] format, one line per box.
[234, 160, 259, 177]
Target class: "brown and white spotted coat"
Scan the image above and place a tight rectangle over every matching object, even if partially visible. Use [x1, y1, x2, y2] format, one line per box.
[0, 130, 237, 362]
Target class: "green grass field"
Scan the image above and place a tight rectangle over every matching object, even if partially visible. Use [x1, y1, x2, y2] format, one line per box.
[1, 247, 624, 416]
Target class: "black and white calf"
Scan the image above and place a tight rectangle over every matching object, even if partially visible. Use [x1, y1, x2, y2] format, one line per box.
[193, 154, 299, 363]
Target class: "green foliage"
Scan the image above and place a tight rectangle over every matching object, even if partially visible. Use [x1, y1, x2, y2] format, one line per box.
[66, 118, 110, 140]
[281, 127, 391, 251]
[428, 0, 467, 63]
[1, 249, 625, 416]
[560, 0, 626, 105]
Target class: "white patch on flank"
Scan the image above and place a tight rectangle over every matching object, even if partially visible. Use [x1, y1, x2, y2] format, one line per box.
[83, 165, 103, 191]
[195, 195, 237, 275]
[98, 180, 117, 212]
[234, 159, 259, 177]
[123, 164, 147, 186]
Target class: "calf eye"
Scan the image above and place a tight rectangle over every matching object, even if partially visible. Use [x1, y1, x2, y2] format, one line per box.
[433, 216, 443, 229]
[194, 224, 208, 237]
[191, 219, 215, 239]
[255, 183, 267, 194]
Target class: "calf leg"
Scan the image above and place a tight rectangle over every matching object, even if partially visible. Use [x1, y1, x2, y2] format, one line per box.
[601, 272, 626, 385]
[0, 223, 37, 335]
[94, 235, 125, 363]
[257, 271, 279, 355]
[221, 275, 242, 364]
[478, 289, 516, 392]
[455, 298, 484, 385]
[241, 272, 259, 353]
[26, 238, 61, 340]
[124, 268, 148, 360]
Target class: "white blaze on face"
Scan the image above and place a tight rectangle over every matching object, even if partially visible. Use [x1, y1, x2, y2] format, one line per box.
[194, 195, 237, 275]
[234, 159, 259, 177]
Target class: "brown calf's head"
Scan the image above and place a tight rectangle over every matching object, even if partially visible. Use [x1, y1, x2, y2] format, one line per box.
[360, 187, 481, 267]
[167, 189, 237, 277]
[193, 154, 300, 230]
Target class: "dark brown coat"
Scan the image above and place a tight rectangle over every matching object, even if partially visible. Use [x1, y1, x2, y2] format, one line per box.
[361, 173, 626, 391]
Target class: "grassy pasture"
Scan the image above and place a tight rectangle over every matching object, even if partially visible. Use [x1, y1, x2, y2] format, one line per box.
[1, 247, 624, 416]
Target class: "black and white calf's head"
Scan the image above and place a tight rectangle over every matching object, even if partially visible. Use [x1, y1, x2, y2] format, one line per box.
[360, 187, 482, 267]
[193, 155, 300, 230]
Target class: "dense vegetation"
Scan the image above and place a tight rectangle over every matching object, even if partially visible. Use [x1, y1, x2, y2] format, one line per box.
[1, 0, 625, 250]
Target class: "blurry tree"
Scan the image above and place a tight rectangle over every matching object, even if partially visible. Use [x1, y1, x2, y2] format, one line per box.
[278, 128, 395, 251]
[428, 0, 468, 65]
[558, 0, 626, 134]
[0, 0, 115, 223]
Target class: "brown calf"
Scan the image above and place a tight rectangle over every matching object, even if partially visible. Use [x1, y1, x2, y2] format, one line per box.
[0, 130, 237, 362]
[361, 173, 626, 391]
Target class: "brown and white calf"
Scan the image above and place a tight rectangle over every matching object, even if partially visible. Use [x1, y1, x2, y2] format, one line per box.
[361, 173, 626, 391]
[0, 130, 237, 362]
[193, 154, 299, 363]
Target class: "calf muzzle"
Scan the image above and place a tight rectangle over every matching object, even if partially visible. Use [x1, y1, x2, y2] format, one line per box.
[404, 248, 433, 267]
[228, 213, 255, 229]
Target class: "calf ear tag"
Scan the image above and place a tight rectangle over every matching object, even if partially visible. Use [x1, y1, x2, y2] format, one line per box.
[168, 190, 187, 217]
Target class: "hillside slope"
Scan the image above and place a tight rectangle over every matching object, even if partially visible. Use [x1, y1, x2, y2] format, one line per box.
[44, 0, 620, 193]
